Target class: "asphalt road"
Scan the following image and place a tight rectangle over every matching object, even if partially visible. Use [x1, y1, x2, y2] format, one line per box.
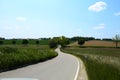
[0, 48, 79, 80]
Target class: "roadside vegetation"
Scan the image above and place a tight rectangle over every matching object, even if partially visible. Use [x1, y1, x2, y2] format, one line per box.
[62, 47, 120, 80]
[0, 45, 58, 72]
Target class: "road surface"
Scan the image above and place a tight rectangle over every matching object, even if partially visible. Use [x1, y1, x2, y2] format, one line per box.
[0, 48, 79, 80]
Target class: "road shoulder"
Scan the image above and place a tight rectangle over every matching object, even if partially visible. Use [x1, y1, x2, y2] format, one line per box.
[76, 57, 88, 80]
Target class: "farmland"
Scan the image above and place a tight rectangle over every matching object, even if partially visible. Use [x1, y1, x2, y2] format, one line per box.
[68, 40, 120, 47]
[62, 40, 120, 80]
[0, 45, 58, 72]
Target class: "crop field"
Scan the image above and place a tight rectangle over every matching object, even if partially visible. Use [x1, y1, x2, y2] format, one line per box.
[0, 45, 58, 72]
[68, 40, 120, 47]
[62, 47, 120, 80]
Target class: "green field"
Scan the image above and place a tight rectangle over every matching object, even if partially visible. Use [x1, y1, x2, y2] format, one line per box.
[0, 45, 58, 72]
[62, 47, 120, 80]
[2, 39, 49, 45]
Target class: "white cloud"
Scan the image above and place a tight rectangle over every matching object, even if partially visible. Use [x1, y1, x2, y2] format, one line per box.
[94, 24, 105, 29]
[88, 1, 107, 12]
[16, 17, 27, 21]
[114, 12, 120, 16]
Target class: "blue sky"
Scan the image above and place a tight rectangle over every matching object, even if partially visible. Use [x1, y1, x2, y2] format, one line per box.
[0, 0, 120, 39]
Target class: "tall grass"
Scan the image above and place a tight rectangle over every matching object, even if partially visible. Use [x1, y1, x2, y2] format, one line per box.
[0, 46, 58, 72]
[62, 47, 120, 80]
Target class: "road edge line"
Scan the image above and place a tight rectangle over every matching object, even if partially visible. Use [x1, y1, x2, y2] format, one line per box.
[74, 56, 80, 80]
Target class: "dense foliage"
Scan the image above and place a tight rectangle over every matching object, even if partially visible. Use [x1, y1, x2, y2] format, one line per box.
[78, 38, 85, 46]
[49, 39, 58, 48]
[22, 39, 29, 45]
[0, 40, 3, 45]
[49, 36, 70, 48]
[0, 46, 58, 71]
[70, 36, 95, 41]
[12, 39, 16, 44]
[36, 40, 39, 45]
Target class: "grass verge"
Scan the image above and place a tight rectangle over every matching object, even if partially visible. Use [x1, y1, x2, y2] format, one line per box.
[0, 45, 58, 72]
[62, 47, 120, 80]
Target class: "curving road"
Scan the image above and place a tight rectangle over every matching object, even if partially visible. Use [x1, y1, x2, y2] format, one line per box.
[0, 48, 79, 80]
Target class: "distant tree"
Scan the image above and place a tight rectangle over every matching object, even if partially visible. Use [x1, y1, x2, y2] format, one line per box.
[36, 40, 39, 45]
[58, 36, 70, 47]
[12, 39, 16, 45]
[95, 38, 101, 40]
[84, 37, 95, 41]
[40, 38, 51, 40]
[70, 36, 95, 41]
[22, 39, 29, 45]
[0, 37, 5, 40]
[49, 39, 57, 48]
[78, 38, 85, 46]
[102, 38, 112, 41]
[113, 34, 120, 48]
[0, 40, 3, 45]
[49, 36, 70, 48]
[71, 36, 80, 41]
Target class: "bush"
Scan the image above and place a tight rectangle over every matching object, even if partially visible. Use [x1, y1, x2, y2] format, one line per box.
[22, 39, 29, 45]
[0, 40, 3, 45]
[78, 39, 85, 46]
[36, 40, 39, 45]
[12, 39, 16, 45]
[49, 39, 57, 48]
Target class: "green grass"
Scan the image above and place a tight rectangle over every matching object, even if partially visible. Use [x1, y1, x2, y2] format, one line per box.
[62, 47, 120, 80]
[0, 45, 58, 72]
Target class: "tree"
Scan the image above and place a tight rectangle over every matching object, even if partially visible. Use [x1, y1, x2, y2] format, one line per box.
[70, 36, 95, 41]
[49, 39, 57, 48]
[36, 40, 39, 45]
[49, 36, 70, 48]
[78, 38, 85, 46]
[102, 38, 112, 41]
[70, 36, 80, 41]
[0, 40, 3, 45]
[113, 34, 120, 48]
[0, 37, 5, 40]
[12, 39, 16, 45]
[22, 39, 29, 45]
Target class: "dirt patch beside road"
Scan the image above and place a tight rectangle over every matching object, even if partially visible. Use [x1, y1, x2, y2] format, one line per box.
[77, 57, 88, 80]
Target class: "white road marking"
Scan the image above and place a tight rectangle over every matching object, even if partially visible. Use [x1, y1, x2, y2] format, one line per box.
[74, 57, 80, 80]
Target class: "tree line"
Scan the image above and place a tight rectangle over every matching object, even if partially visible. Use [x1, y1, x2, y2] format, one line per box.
[0, 39, 40, 45]
[0, 34, 120, 48]
[49, 35, 120, 48]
